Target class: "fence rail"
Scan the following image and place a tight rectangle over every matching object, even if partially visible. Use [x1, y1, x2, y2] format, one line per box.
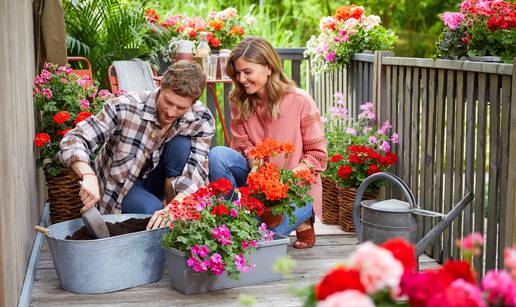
[309, 51, 516, 274]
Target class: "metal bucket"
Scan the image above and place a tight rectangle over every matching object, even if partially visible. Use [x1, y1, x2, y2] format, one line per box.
[44, 214, 165, 294]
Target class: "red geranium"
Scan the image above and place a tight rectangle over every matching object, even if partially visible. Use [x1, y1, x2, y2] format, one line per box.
[57, 128, 72, 136]
[315, 266, 365, 300]
[207, 178, 233, 196]
[330, 154, 343, 162]
[34, 132, 51, 147]
[337, 165, 353, 179]
[440, 260, 477, 284]
[211, 204, 230, 216]
[381, 238, 417, 273]
[367, 164, 381, 175]
[53, 111, 71, 124]
[74, 111, 93, 125]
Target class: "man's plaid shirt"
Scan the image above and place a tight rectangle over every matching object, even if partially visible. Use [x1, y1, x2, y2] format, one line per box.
[59, 89, 215, 214]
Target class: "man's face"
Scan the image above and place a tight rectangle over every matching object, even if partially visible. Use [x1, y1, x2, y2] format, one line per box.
[156, 88, 195, 127]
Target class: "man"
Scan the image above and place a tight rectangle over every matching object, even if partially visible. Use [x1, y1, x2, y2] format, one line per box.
[59, 61, 215, 229]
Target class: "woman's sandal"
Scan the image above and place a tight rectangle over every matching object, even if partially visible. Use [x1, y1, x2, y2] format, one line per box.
[293, 217, 316, 249]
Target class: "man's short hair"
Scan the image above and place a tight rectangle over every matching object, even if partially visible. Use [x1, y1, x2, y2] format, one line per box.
[161, 60, 207, 100]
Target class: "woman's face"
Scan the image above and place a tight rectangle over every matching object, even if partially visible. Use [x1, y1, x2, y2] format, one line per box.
[234, 57, 271, 98]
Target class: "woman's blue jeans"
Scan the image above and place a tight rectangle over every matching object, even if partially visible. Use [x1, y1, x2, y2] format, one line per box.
[209, 146, 313, 236]
[122, 136, 190, 214]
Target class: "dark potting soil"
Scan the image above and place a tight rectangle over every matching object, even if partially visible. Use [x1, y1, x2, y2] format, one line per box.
[65, 217, 151, 240]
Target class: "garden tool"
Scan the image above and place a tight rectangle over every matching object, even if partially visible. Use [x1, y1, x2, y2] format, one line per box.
[353, 172, 474, 256]
[82, 206, 110, 239]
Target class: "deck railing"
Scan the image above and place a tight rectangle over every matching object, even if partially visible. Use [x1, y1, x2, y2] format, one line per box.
[309, 51, 516, 275]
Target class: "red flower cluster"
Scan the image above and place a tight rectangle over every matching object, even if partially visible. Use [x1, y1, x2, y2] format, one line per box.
[34, 132, 51, 148]
[380, 238, 417, 273]
[238, 187, 265, 216]
[144, 9, 159, 24]
[211, 204, 230, 216]
[400, 259, 477, 307]
[74, 111, 93, 125]
[315, 267, 365, 300]
[53, 111, 71, 125]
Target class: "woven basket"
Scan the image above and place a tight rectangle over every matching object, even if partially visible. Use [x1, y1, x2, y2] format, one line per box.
[338, 187, 376, 232]
[44, 168, 83, 224]
[321, 177, 341, 225]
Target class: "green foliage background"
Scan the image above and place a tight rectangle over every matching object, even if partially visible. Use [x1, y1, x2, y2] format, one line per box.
[153, 0, 461, 57]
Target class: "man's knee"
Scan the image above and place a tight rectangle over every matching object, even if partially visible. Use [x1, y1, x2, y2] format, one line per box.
[208, 146, 229, 168]
[163, 136, 191, 177]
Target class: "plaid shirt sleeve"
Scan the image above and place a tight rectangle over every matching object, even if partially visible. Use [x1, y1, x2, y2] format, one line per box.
[59, 98, 119, 167]
[172, 103, 215, 195]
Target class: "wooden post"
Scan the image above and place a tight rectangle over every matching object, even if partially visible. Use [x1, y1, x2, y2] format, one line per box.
[373, 51, 394, 123]
[505, 60, 516, 247]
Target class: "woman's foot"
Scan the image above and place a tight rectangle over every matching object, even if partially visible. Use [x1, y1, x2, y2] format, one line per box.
[293, 219, 316, 249]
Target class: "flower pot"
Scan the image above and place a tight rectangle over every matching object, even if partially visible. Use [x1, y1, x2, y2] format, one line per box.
[261, 206, 284, 228]
[465, 56, 502, 63]
[44, 167, 83, 224]
[43, 214, 166, 293]
[165, 233, 290, 294]
[338, 187, 376, 232]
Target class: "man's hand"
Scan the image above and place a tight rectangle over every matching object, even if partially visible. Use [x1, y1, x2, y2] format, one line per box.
[79, 174, 100, 213]
[147, 205, 169, 230]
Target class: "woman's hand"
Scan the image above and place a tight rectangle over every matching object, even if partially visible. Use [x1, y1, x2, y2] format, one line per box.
[79, 174, 100, 213]
[147, 205, 169, 230]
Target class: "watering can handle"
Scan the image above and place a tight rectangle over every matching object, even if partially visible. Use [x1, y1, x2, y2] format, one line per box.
[353, 172, 417, 239]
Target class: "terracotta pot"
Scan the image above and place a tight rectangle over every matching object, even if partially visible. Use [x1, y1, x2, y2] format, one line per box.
[262, 206, 284, 228]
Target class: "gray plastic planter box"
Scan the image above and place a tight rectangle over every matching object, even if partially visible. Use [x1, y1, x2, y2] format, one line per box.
[165, 233, 290, 294]
[44, 214, 166, 294]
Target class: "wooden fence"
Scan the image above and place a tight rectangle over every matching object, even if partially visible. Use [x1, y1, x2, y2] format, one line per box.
[309, 51, 516, 274]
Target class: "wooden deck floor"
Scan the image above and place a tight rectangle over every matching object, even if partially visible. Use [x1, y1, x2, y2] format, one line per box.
[30, 234, 439, 307]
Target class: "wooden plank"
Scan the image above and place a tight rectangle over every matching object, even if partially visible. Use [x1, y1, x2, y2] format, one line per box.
[505, 61, 516, 253]
[486, 74, 500, 271]
[397, 66, 405, 186]
[452, 71, 466, 260]
[391, 66, 399, 181]
[369, 62, 374, 102]
[442, 69, 456, 262]
[433, 69, 446, 261]
[206, 88, 218, 147]
[353, 61, 359, 113]
[357, 61, 363, 105]
[291, 60, 301, 87]
[498, 76, 512, 269]
[419, 68, 429, 239]
[411, 67, 420, 203]
[403, 67, 412, 186]
[425, 68, 437, 256]
[464, 72, 477, 237]
[473, 73, 488, 275]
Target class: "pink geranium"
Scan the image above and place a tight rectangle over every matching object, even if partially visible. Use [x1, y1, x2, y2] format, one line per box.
[318, 290, 375, 307]
[482, 270, 516, 306]
[505, 245, 516, 280]
[428, 279, 486, 307]
[349, 242, 404, 294]
[441, 12, 465, 30]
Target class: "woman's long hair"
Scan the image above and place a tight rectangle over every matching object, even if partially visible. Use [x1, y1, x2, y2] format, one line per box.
[225, 36, 294, 120]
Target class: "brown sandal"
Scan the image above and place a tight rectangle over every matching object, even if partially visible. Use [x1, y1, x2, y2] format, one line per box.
[293, 218, 316, 249]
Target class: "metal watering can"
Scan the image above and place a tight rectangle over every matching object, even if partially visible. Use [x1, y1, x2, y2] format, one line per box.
[353, 172, 474, 256]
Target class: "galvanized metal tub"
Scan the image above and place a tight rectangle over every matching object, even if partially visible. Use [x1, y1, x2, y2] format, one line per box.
[165, 233, 290, 294]
[44, 214, 165, 294]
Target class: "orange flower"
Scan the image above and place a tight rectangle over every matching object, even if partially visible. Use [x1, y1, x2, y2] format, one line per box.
[246, 139, 294, 160]
[294, 168, 316, 184]
[229, 25, 245, 36]
[53, 111, 71, 125]
[34, 132, 50, 147]
[209, 20, 224, 31]
[335, 5, 364, 21]
[74, 111, 93, 125]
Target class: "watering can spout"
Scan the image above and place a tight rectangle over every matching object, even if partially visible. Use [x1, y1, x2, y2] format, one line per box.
[415, 192, 474, 256]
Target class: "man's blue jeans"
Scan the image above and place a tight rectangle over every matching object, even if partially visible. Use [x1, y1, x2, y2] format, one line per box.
[122, 136, 190, 214]
[208, 146, 313, 236]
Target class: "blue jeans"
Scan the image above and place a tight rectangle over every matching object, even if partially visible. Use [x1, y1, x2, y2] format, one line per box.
[209, 146, 313, 236]
[122, 136, 190, 214]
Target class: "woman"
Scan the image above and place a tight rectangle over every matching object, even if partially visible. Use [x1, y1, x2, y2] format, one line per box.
[209, 36, 327, 249]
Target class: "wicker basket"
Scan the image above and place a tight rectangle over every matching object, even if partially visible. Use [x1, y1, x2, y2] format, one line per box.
[338, 187, 376, 232]
[44, 167, 83, 224]
[321, 177, 341, 225]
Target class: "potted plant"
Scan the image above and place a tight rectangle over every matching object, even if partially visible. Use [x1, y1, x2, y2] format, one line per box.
[322, 93, 398, 231]
[160, 178, 290, 294]
[304, 4, 396, 75]
[436, 0, 516, 63]
[33, 63, 108, 223]
[245, 139, 316, 228]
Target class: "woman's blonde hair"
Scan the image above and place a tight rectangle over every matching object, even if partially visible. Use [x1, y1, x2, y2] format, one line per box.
[226, 36, 294, 120]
